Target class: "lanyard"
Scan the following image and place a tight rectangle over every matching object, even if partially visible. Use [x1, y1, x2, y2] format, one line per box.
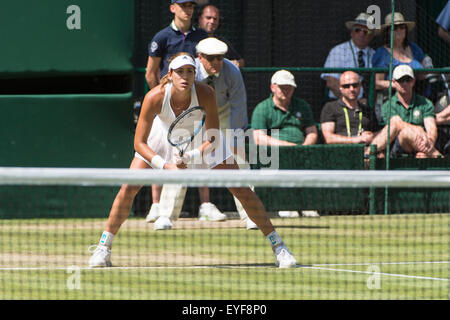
[349, 41, 370, 68]
[343, 107, 362, 137]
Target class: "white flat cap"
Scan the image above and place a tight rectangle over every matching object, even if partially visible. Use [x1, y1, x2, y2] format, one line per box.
[196, 37, 228, 55]
[392, 64, 415, 80]
[271, 70, 297, 88]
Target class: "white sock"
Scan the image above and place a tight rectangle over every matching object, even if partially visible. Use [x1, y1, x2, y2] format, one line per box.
[266, 231, 285, 254]
[99, 231, 114, 249]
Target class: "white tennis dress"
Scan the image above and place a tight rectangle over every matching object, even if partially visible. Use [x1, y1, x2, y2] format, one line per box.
[135, 82, 232, 168]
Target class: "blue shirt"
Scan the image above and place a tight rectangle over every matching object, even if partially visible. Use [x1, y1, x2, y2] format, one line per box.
[321, 40, 375, 99]
[372, 42, 425, 79]
[436, 0, 450, 31]
[149, 21, 208, 77]
[195, 58, 248, 131]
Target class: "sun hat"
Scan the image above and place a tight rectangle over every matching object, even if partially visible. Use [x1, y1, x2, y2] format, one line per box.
[379, 12, 415, 33]
[345, 12, 372, 30]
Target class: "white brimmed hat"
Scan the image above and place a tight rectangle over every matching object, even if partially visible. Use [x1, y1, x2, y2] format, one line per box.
[392, 64, 415, 80]
[380, 12, 415, 33]
[345, 12, 372, 30]
[196, 38, 228, 55]
[271, 70, 297, 88]
[168, 54, 196, 71]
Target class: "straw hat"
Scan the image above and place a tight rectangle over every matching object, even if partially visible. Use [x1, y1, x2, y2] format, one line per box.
[379, 12, 415, 33]
[345, 12, 372, 30]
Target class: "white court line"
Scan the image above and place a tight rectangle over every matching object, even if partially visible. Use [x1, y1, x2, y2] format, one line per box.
[312, 261, 448, 267]
[0, 261, 448, 282]
[302, 266, 448, 282]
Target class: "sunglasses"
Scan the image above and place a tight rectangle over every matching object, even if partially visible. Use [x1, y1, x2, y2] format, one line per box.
[341, 82, 361, 89]
[396, 76, 413, 83]
[353, 27, 372, 35]
[394, 24, 407, 30]
[203, 54, 224, 62]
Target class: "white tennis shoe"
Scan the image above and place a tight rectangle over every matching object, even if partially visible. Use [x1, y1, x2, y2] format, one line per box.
[278, 211, 300, 218]
[145, 203, 160, 223]
[88, 245, 112, 268]
[275, 247, 297, 268]
[154, 216, 173, 230]
[198, 202, 227, 221]
[246, 218, 258, 230]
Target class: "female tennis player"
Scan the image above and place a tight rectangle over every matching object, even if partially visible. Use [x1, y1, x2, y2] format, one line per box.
[88, 52, 296, 268]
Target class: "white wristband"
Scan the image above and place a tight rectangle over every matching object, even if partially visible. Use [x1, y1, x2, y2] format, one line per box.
[150, 155, 166, 169]
[185, 148, 201, 161]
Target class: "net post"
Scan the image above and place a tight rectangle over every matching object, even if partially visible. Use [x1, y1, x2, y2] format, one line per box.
[368, 144, 377, 215]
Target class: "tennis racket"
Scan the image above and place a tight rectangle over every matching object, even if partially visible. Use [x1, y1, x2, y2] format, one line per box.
[167, 106, 206, 157]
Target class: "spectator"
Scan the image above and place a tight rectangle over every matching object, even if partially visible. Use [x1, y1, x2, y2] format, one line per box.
[251, 70, 318, 217]
[252, 70, 318, 146]
[435, 102, 450, 155]
[436, 0, 450, 45]
[321, 70, 407, 158]
[321, 71, 381, 146]
[145, 0, 208, 89]
[373, 12, 427, 92]
[379, 65, 441, 158]
[321, 13, 375, 102]
[197, 4, 245, 68]
[144, 0, 207, 221]
[146, 38, 257, 229]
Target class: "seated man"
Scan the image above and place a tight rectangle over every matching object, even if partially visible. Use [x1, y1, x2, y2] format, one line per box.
[252, 70, 318, 146]
[321, 12, 375, 103]
[251, 70, 318, 217]
[378, 65, 441, 158]
[321, 71, 382, 147]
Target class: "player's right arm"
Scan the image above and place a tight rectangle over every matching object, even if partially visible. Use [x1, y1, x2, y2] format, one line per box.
[134, 86, 176, 169]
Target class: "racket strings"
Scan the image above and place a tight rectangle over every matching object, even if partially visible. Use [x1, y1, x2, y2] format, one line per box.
[168, 109, 205, 146]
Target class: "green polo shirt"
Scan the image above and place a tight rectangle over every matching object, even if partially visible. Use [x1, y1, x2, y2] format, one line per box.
[251, 95, 316, 144]
[381, 93, 435, 127]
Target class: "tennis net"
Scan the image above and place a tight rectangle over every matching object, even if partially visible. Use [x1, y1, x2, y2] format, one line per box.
[0, 167, 448, 300]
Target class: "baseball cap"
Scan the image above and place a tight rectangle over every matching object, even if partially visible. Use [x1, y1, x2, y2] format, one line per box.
[171, 0, 197, 4]
[271, 70, 297, 88]
[196, 38, 228, 55]
[392, 65, 415, 80]
[168, 54, 196, 71]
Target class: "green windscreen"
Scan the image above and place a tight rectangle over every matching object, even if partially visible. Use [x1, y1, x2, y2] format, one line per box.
[0, 0, 134, 76]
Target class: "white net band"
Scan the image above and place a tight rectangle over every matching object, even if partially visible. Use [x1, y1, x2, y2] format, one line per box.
[0, 167, 449, 188]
